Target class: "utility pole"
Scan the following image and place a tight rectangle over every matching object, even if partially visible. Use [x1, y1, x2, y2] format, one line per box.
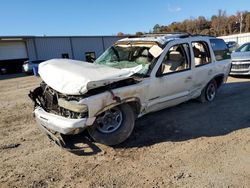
[240, 12, 243, 34]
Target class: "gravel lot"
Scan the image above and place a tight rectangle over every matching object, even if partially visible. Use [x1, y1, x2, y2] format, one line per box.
[0, 74, 250, 188]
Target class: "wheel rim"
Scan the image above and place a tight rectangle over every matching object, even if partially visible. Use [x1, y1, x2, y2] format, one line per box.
[206, 83, 216, 101]
[96, 107, 123, 134]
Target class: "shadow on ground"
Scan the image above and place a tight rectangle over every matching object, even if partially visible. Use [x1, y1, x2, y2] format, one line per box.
[0, 73, 31, 80]
[62, 80, 250, 154]
[60, 134, 102, 156]
[118, 81, 250, 148]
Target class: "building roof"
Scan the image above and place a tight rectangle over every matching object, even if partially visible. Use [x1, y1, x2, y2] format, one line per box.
[0, 35, 124, 40]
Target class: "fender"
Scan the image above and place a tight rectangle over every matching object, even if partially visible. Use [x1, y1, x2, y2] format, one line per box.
[207, 73, 225, 89]
[95, 97, 141, 116]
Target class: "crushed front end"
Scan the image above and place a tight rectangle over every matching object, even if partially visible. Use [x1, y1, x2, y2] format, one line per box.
[29, 82, 95, 146]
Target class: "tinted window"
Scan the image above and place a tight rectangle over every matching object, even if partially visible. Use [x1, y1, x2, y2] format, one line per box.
[210, 39, 230, 61]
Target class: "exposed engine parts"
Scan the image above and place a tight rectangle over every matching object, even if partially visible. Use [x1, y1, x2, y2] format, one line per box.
[29, 83, 87, 119]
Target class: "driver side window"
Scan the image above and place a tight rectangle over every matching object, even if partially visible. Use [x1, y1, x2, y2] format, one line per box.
[158, 43, 191, 76]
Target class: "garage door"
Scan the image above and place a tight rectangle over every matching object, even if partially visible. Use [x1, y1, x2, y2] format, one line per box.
[0, 41, 27, 60]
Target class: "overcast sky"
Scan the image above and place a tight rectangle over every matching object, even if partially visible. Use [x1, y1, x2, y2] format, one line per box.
[0, 0, 249, 36]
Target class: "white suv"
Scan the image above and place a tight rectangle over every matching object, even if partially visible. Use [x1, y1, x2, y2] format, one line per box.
[29, 33, 231, 147]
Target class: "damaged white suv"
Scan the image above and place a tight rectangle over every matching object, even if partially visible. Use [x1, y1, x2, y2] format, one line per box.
[29, 33, 231, 146]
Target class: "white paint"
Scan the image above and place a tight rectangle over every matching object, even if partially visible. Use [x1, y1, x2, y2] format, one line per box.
[34, 35, 232, 135]
[39, 59, 141, 95]
[34, 107, 92, 134]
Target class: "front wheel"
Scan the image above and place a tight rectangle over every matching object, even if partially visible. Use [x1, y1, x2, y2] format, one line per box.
[87, 103, 135, 146]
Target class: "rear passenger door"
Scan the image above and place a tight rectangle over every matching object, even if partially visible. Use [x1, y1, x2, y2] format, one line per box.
[191, 40, 214, 96]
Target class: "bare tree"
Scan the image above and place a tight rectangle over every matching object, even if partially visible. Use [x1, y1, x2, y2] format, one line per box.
[150, 10, 250, 36]
[117, 32, 125, 36]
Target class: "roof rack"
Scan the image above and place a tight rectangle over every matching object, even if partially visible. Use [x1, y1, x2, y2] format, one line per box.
[142, 32, 190, 38]
[119, 32, 217, 47]
[143, 32, 217, 38]
[127, 32, 216, 39]
[191, 34, 216, 38]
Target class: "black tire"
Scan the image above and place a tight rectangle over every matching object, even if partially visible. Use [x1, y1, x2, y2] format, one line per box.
[87, 103, 135, 146]
[198, 79, 217, 103]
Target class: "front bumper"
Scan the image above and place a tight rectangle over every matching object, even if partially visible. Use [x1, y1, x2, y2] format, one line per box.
[34, 107, 95, 135]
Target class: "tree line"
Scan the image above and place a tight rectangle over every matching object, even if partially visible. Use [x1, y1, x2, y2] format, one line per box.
[118, 10, 250, 37]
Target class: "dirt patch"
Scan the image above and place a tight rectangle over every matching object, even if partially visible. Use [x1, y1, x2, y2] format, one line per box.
[0, 75, 250, 187]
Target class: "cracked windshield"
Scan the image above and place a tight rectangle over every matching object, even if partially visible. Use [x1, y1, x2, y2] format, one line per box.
[94, 45, 155, 75]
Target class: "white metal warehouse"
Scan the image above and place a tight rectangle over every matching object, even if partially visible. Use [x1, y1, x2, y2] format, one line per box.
[219, 32, 250, 45]
[0, 35, 123, 73]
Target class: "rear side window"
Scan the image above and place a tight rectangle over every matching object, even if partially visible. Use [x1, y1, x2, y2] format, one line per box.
[210, 39, 230, 61]
[191, 41, 211, 67]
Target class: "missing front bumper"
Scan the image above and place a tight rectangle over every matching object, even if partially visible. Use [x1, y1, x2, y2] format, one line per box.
[36, 120, 67, 148]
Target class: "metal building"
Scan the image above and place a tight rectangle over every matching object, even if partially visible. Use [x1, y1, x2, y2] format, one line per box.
[219, 32, 250, 45]
[0, 35, 123, 73]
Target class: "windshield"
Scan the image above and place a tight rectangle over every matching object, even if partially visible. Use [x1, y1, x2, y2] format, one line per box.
[94, 45, 155, 76]
[236, 43, 250, 52]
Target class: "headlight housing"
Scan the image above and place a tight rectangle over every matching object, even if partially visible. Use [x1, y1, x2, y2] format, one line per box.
[58, 98, 88, 113]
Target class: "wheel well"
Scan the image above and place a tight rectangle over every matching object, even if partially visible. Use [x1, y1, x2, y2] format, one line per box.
[214, 75, 224, 88]
[127, 101, 141, 117]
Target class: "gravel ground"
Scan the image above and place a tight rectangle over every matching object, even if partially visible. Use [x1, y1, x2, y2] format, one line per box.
[0, 74, 250, 188]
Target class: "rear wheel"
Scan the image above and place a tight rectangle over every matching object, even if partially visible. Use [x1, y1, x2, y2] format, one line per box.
[87, 103, 135, 146]
[205, 80, 217, 101]
[198, 79, 217, 102]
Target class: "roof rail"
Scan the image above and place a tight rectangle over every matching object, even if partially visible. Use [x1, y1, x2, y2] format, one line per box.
[143, 32, 190, 38]
[191, 34, 216, 38]
[127, 33, 216, 39]
[143, 32, 217, 38]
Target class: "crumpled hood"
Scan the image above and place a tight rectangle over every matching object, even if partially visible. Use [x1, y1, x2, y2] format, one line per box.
[38, 59, 140, 95]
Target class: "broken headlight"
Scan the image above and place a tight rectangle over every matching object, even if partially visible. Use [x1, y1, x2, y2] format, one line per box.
[58, 98, 88, 113]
